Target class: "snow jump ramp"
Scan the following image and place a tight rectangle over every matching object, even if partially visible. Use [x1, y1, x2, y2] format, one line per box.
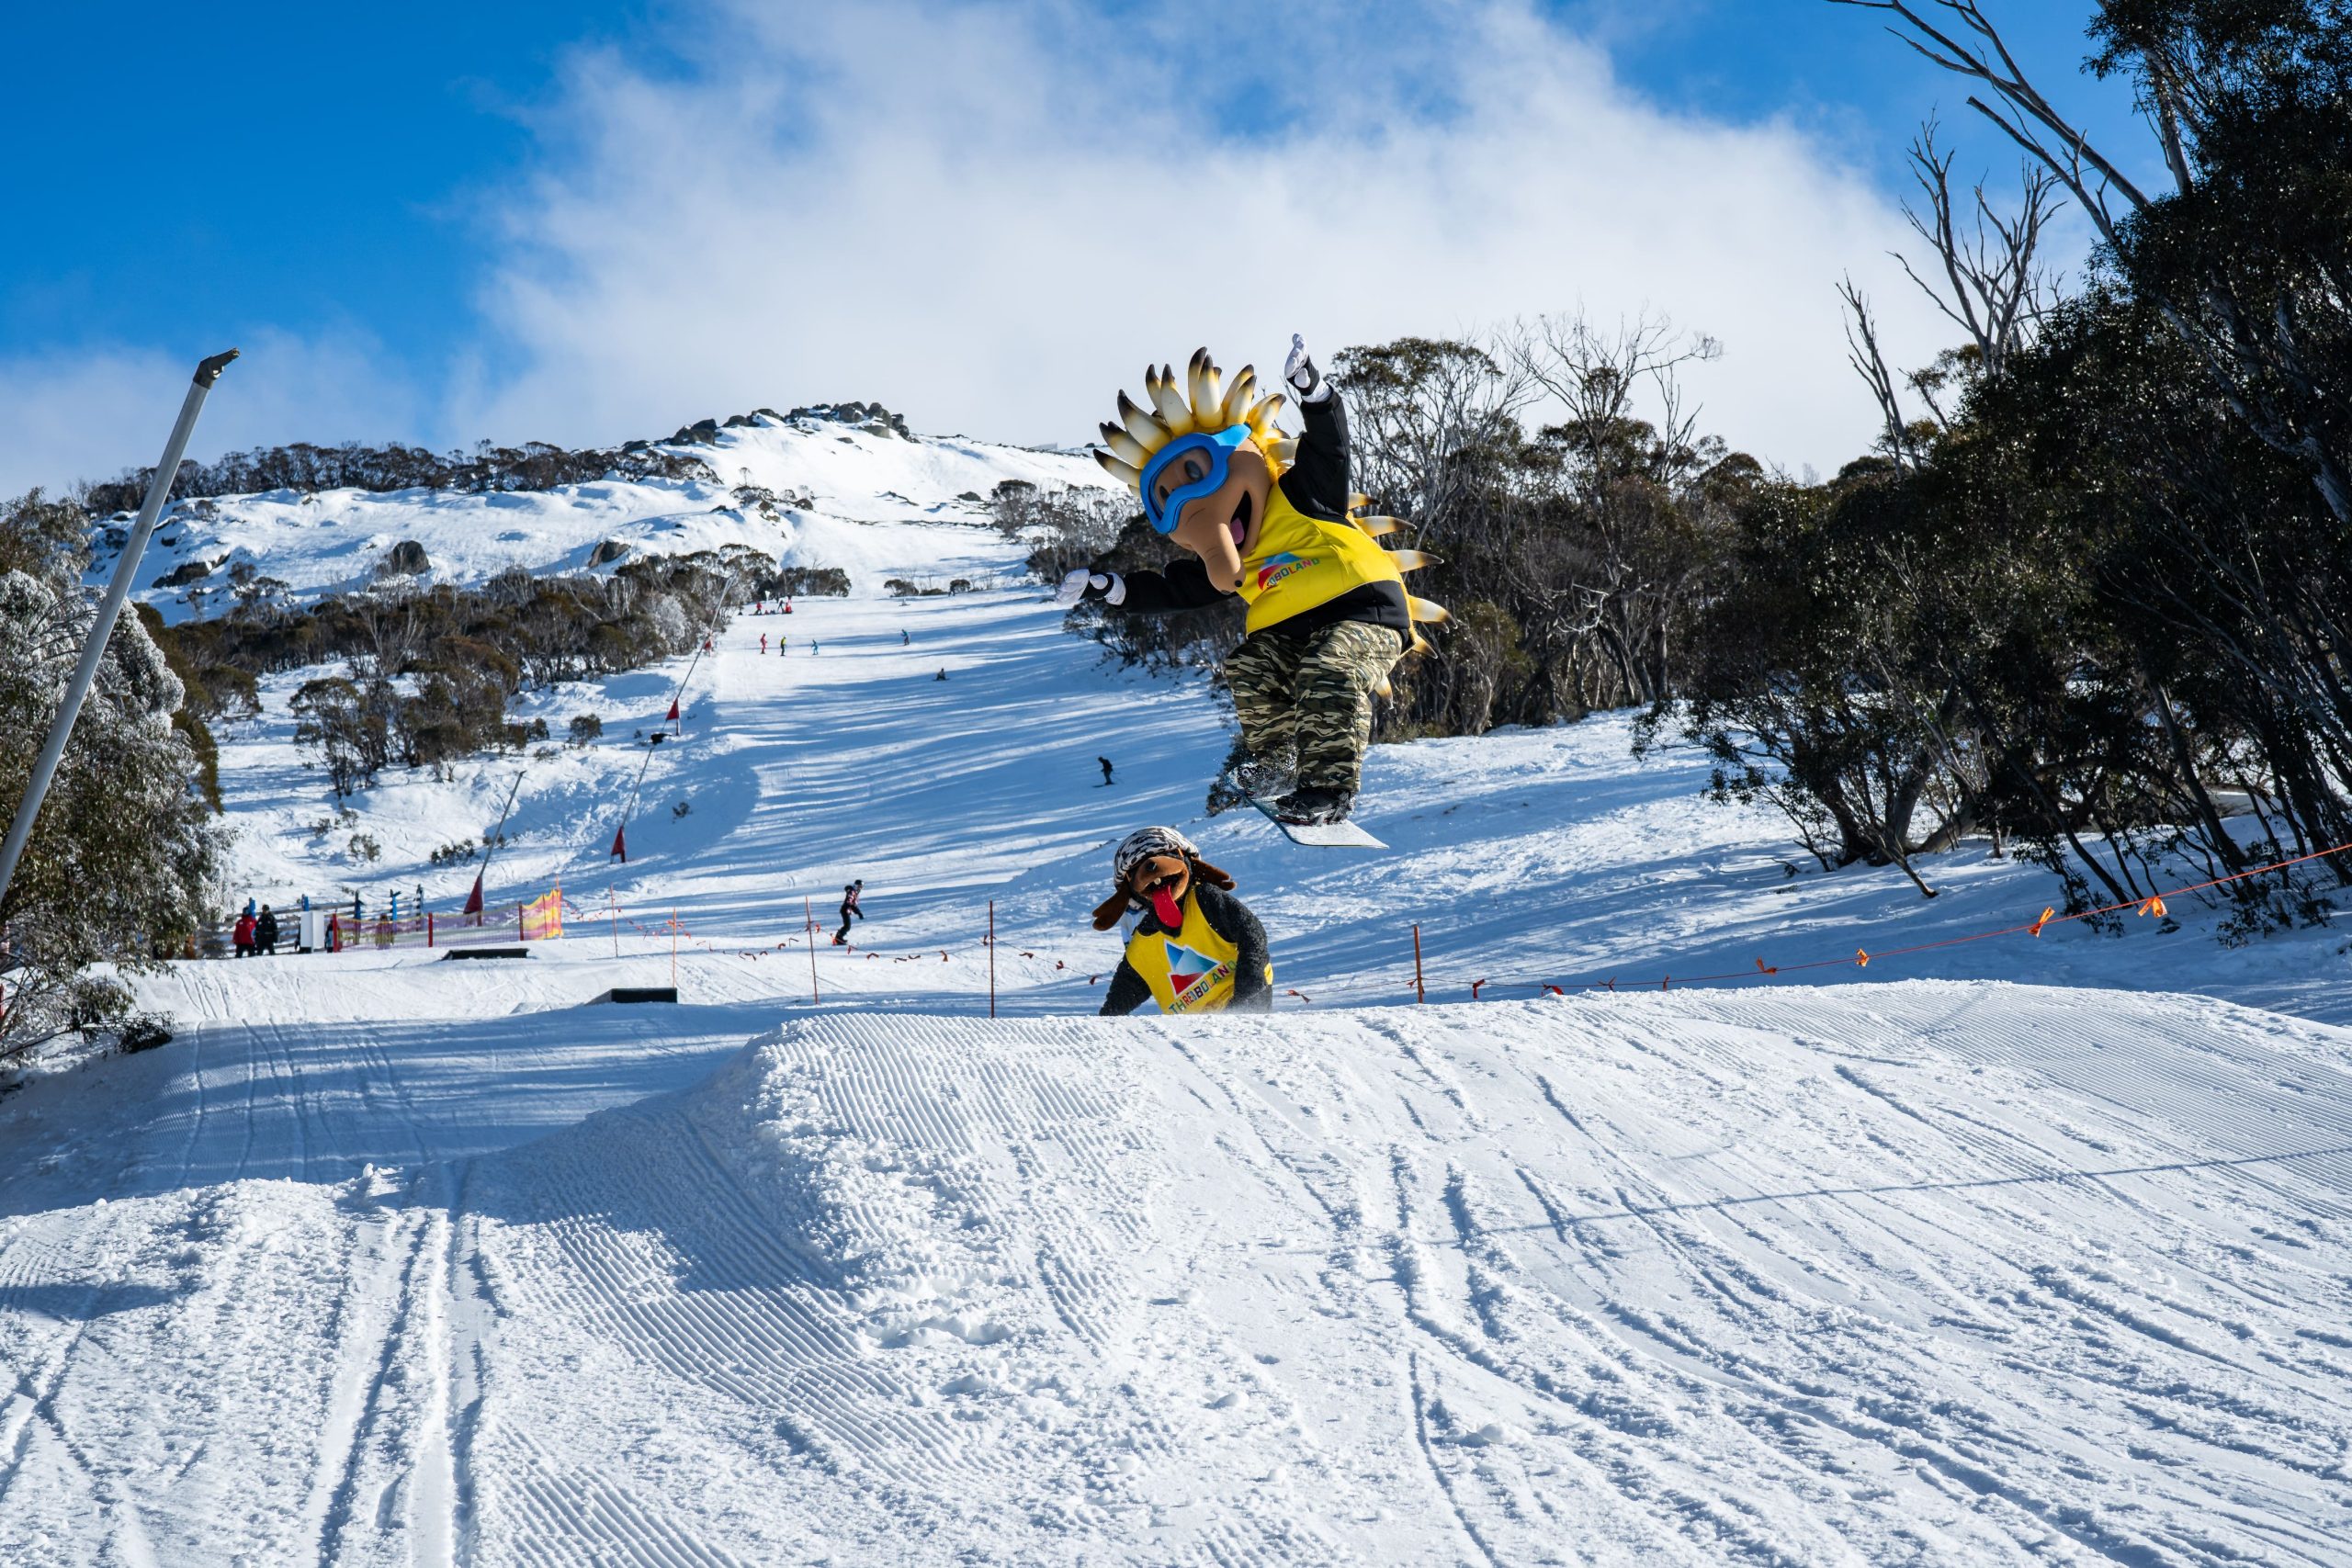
[433, 986, 2352, 1563]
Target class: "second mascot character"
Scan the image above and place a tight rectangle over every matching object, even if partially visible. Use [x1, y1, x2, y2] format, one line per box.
[1057, 335, 1445, 826]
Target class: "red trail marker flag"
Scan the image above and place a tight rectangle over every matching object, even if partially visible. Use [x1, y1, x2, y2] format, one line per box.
[462, 872, 484, 916]
[609, 823, 628, 863]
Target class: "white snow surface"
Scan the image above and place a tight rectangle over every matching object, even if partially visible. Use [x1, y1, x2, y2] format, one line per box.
[6, 420, 2352, 1563]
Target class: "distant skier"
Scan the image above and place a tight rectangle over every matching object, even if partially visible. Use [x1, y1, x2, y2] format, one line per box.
[1058, 336, 1442, 826]
[901, 629, 910, 647]
[934, 669, 948, 682]
[761, 633, 768, 655]
[1099, 756, 1115, 786]
[1092, 828, 1271, 1015]
[832, 879, 865, 945]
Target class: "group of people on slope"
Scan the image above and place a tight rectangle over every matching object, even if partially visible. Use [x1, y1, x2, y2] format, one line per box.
[231, 901, 281, 958]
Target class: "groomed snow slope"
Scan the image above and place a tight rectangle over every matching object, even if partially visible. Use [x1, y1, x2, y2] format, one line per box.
[2, 988, 2348, 1562]
[6, 415, 2352, 1562]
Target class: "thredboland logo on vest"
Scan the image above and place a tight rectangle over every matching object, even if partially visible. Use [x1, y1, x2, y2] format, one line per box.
[1253, 552, 1317, 592]
[1162, 938, 1233, 1011]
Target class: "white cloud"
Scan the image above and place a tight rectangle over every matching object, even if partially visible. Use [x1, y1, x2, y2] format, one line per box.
[460, 0, 1957, 474]
[0, 0, 1964, 497]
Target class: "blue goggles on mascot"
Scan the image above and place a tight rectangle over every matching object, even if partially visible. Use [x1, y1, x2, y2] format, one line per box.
[1138, 423, 1253, 536]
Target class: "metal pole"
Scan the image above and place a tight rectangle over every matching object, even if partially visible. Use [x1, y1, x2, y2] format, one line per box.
[805, 897, 820, 1004]
[988, 899, 996, 1019]
[0, 349, 237, 913]
[1412, 924, 1426, 1004]
[468, 765, 528, 916]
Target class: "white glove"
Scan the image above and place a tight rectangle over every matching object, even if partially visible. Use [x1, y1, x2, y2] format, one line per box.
[1055, 569, 1125, 606]
[1283, 333, 1329, 402]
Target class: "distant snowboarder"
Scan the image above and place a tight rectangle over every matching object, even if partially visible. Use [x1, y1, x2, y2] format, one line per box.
[832, 879, 864, 945]
[761, 633, 768, 655]
[1099, 756, 1115, 786]
[901, 629, 910, 647]
[1092, 828, 1271, 1015]
[934, 669, 948, 682]
[1057, 336, 1442, 826]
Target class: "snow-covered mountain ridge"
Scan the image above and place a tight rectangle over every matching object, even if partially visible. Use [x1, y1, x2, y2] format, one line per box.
[90, 406, 1109, 626]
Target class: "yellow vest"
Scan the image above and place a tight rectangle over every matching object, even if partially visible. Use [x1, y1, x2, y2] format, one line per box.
[1123, 888, 1267, 1013]
[1237, 488, 1404, 637]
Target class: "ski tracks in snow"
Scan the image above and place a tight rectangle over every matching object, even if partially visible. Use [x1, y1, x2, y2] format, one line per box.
[3, 980, 2350, 1562]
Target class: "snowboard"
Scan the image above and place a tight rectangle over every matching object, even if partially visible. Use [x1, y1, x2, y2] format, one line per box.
[1248, 795, 1385, 848]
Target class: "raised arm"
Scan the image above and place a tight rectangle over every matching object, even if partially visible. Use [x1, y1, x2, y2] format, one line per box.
[1278, 333, 1351, 516]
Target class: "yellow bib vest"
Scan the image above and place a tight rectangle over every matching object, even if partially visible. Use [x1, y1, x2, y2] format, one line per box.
[1122, 887, 1268, 1014]
[1236, 488, 1405, 637]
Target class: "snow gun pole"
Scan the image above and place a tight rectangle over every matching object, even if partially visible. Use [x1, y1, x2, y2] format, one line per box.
[805, 897, 820, 1004]
[471, 766, 527, 916]
[988, 900, 996, 1019]
[1412, 924, 1426, 1004]
[0, 349, 237, 916]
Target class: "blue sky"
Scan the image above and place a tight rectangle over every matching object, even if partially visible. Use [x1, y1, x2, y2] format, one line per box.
[0, 1, 2145, 490]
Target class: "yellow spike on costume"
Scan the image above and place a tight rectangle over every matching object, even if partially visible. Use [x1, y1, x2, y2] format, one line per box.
[1100, 424, 1151, 468]
[1356, 515, 1404, 537]
[1386, 548, 1440, 573]
[1117, 391, 1170, 449]
[1374, 674, 1394, 699]
[1269, 437, 1299, 466]
[1408, 596, 1450, 626]
[1219, 368, 1260, 428]
[1247, 392, 1286, 434]
[1187, 349, 1223, 424]
[1410, 629, 1433, 657]
[1149, 368, 1196, 435]
[1094, 450, 1140, 487]
[1348, 492, 1372, 513]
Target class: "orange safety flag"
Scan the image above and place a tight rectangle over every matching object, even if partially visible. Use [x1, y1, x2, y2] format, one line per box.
[609, 823, 628, 862]
[463, 872, 484, 916]
[1856, 948, 1870, 967]
[2138, 894, 2169, 919]
[2030, 907, 2055, 937]
[1755, 957, 1778, 975]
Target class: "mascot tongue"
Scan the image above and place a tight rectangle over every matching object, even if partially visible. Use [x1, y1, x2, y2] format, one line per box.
[1148, 886, 1185, 928]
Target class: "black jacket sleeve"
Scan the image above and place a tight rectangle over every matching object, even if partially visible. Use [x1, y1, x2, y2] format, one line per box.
[1102, 556, 1230, 615]
[1100, 959, 1151, 1016]
[1196, 886, 1273, 1011]
[1277, 386, 1351, 520]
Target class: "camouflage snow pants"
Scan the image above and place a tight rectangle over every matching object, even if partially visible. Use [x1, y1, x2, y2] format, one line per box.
[1224, 619, 1404, 796]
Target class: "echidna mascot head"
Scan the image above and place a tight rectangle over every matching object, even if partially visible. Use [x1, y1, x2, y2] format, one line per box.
[1093, 349, 1296, 592]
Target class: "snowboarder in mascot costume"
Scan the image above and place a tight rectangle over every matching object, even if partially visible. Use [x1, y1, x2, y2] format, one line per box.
[1092, 827, 1272, 1016]
[1057, 336, 1444, 825]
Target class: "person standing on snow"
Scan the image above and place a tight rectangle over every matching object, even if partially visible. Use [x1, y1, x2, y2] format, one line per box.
[254, 904, 280, 956]
[761, 632, 768, 655]
[1099, 756, 1115, 786]
[232, 908, 257, 959]
[1057, 336, 1441, 826]
[832, 879, 865, 946]
[1091, 827, 1272, 1015]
